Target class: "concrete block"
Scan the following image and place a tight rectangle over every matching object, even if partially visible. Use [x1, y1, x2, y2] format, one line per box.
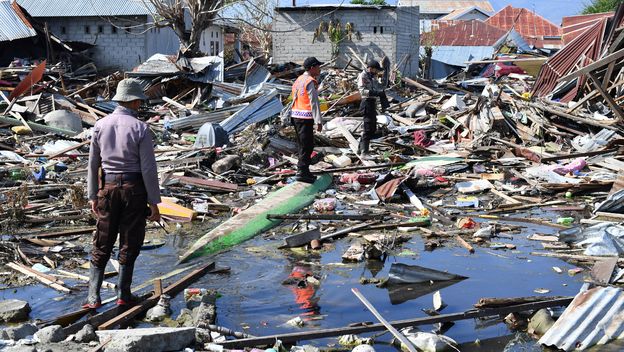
[0, 300, 30, 323]
[34, 325, 66, 343]
[96, 327, 196, 352]
[2, 323, 37, 341]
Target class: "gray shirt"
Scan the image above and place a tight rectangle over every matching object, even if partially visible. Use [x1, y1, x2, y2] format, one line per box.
[87, 106, 161, 205]
[357, 70, 383, 100]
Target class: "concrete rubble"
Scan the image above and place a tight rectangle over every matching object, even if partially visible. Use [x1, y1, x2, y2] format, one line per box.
[0, 1, 623, 351]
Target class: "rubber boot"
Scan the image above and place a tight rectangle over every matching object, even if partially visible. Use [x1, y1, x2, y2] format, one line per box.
[116, 263, 139, 306]
[359, 139, 370, 156]
[295, 166, 316, 184]
[81, 265, 104, 309]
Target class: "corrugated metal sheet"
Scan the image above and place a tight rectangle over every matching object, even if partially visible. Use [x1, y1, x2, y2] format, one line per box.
[438, 6, 491, 20]
[426, 45, 494, 66]
[485, 5, 562, 48]
[562, 12, 614, 44]
[422, 20, 507, 46]
[532, 18, 606, 102]
[397, 0, 494, 14]
[0, 1, 36, 42]
[539, 286, 624, 351]
[16, 0, 152, 17]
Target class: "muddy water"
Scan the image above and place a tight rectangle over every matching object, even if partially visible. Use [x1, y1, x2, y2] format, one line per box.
[0, 209, 590, 351]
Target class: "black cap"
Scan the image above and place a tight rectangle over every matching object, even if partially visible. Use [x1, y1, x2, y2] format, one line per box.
[367, 59, 383, 71]
[303, 57, 324, 70]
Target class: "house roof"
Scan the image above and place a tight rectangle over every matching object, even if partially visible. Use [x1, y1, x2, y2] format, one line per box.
[397, 0, 494, 14]
[275, 4, 395, 11]
[485, 5, 562, 48]
[421, 19, 507, 46]
[561, 12, 614, 44]
[0, 1, 36, 42]
[15, 0, 153, 17]
[438, 6, 491, 20]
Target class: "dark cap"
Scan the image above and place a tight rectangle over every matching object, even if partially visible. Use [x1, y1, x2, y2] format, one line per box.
[303, 57, 324, 70]
[367, 59, 383, 71]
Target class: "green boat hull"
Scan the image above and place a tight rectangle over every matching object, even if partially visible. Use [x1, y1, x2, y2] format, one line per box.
[178, 174, 332, 264]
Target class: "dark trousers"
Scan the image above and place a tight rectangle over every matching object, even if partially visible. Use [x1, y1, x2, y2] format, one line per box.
[91, 180, 147, 268]
[359, 99, 377, 154]
[291, 117, 314, 173]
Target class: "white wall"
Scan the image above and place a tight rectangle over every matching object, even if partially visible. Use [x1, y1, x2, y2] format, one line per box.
[199, 25, 224, 57]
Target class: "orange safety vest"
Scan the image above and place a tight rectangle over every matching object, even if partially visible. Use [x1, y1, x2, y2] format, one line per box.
[291, 74, 317, 119]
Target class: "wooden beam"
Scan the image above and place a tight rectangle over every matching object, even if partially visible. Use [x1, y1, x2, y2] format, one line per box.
[558, 48, 624, 82]
[402, 77, 440, 96]
[602, 61, 616, 90]
[588, 71, 624, 121]
[217, 298, 573, 348]
[47, 140, 90, 159]
[98, 261, 215, 330]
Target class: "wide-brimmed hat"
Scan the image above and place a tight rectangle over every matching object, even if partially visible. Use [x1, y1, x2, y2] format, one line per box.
[112, 78, 148, 102]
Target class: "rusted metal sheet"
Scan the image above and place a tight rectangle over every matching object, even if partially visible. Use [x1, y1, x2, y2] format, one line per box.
[485, 5, 562, 49]
[562, 12, 614, 44]
[539, 286, 624, 351]
[532, 18, 606, 102]
[422, 20, 507, 46]
[9, 59, 46, 100]
[375, 176, 408, 201]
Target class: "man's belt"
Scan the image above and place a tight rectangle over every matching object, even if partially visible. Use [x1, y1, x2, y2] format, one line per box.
[103, 173, 142, 182]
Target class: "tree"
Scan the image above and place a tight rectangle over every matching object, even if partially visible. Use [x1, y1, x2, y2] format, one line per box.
[350, 0, 387, 5]
[144, 0, 231, 55]
[230, 0, 277, 59]
[582, 0, 622, 14]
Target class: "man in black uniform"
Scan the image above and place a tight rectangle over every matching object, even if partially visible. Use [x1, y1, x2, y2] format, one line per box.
[357, 59, 390, 156]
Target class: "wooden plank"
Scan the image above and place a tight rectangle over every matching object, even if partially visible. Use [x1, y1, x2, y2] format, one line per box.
[98, 261, 215, 330]
[602, 61, 615, 90]
[590, 257, 618, 285]
[490, 189, 521, 205]
[47, 140, 89, 159]
[57, 270, 116, 290]
[588, 71, 624, 121]
[455, 235, 475, 254]
[7, 262, 70, 293]
[17, 227, 96, 239]
[558, 48, 624, 82]
[217, 298, 573, 348]
[352, 288, 417, 352]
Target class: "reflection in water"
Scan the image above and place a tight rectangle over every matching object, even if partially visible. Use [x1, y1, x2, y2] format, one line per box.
[284, 252, 321, 319]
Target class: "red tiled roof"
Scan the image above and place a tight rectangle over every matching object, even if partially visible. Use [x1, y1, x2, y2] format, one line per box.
[421, 19, 507, 46]
[561, 12, 614, 44]
[485, 5, 562, 48]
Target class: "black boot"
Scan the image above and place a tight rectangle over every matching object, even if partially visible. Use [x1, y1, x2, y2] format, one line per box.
[359, 139, 370, 156]
[296, 167, 316, 184]
[116, 263, 139, 306]
[82, 265, 104, 309]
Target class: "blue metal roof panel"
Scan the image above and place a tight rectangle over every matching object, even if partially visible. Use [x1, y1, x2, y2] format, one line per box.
[0, 1, 36, 42]
[426, 45, 495, 67]
[16, 0, 153, 17]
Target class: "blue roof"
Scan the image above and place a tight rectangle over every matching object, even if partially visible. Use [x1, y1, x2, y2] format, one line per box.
[0, 1, 36, 42]
[16, 0, 154, 17]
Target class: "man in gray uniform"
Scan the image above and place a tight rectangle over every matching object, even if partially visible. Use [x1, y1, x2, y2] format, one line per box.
[357, 59, 390, 156]
[84, 78, 161, 308]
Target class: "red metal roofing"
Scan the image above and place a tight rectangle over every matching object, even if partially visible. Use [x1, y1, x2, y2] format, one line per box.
[421, 19, 507, 46]
[485, 5, 562, 48]
[561, 12, 614, 44]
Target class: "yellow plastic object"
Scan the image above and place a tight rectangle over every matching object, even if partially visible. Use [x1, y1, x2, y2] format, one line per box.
[11, 126, 32, 135]
[157, 197, 197, 222]
[320, 101, 329, 112]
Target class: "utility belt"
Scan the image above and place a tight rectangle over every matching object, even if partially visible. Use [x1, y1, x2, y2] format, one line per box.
[103, 172, 142, 183]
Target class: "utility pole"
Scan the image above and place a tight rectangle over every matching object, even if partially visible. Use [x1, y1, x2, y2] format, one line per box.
[292, 0, 296, 6]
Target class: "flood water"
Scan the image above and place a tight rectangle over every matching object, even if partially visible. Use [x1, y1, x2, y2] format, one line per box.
[0, 207, 591, 351]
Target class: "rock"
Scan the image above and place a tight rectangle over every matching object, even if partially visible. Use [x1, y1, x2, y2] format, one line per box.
[528, 309, 555, 337]
[211, 155, 240, 174]
[74, 324, 97, 343]
[34, 325, 66, 343]
[353, 345, 376, 352]
[192, 302, 216, 328]
[4, 323, 38, 341]
[195, 328, 212, 344]
[145, 295, 172, 323]
[176, 308, 194, 327]
[96, 327, 196, 352]
[0, 300, 31, 323]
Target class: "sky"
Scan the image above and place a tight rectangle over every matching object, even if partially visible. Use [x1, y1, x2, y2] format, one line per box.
[278, 0, 589, 25]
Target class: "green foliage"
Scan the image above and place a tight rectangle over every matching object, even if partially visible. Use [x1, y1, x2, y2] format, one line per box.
[582, 0, 622, 14]
[350, 0, 387, 5]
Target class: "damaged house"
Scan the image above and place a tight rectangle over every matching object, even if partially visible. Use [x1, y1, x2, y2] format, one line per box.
[14, 0, 182, 71]
[421, 19, 530, 79]
[272, 4, 420, 78]
[485, 5, 563, 51]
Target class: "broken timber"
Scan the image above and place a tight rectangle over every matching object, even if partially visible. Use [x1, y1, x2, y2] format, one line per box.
[218, 297, 573, 348]
[98, 261, 215, 330]
[178, 175, 332, 263]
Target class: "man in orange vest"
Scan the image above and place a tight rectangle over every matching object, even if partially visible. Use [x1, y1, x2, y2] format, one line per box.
[291, 57, 323, 183]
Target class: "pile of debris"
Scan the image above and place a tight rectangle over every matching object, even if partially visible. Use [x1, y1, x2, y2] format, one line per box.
[0, 3, 624, 352]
